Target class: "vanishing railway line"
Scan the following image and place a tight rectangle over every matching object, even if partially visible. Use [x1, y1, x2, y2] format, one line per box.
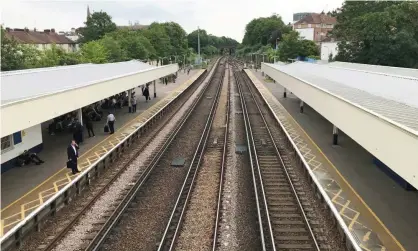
[158, 62, 229, 251]
[18, 57, 348, 251]
[232, 61, 328, 251]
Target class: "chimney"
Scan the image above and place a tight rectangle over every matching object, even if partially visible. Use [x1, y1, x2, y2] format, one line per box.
[51, 28, 55, 33]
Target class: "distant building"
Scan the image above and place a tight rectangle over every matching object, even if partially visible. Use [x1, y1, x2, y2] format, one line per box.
[4, 28, 78, 52]
[58, 28, 80, 43]
[293, 13, 337, 43]
[293, 12, 315, 23]
[320, 38, 339, 61]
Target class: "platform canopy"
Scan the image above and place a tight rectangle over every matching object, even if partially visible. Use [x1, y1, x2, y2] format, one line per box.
[262, 61, 418, 189]
[1, 60, 178, 137]
[329, 61, 418, 79]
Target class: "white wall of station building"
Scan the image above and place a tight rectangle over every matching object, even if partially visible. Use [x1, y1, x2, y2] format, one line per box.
[1, 124, 43, 164]
[321, 42, 338, 61]
[295, 28, 314, 41]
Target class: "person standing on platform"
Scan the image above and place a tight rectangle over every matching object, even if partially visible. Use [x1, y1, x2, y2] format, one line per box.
[132, 95, 137, 112]
[73, 118, 83, 144]
[67, 140, 80, 175]
[85, 115, 95, 137]
[107, 112, 116, 134]
[143, 87, 150, 102]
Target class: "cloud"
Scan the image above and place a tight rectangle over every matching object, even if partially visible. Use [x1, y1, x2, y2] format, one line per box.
[1, 0, 344, 42]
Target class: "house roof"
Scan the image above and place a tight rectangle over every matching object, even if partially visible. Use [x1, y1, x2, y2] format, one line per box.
[294, 13, 337, 25]
[5, 29, 75, 45]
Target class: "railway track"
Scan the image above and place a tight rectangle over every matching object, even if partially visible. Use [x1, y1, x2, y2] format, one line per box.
[30, 69, 210, 251]
[82, 58, 226, 251]
[232, 62, 324, 251]
[33, 60, 220, 251]
[157, 62, 229, 251]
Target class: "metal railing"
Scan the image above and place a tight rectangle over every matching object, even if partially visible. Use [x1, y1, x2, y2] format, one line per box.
[0, 69, 208, 251]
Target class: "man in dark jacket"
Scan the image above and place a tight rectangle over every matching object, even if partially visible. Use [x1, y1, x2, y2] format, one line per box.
[67, 140, 80, 174]
[73, 118, 83, 144]
[84, 115, 95, 137]
[143, 87, 150, 102]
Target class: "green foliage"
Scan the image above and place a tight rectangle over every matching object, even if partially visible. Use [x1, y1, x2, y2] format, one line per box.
[332, 1, 418, 68]
[1, 10, 239, 71]
[242, 14, 291, 46]
[187, 29, 238, 54]
[80, 41, 108, 63]
[144, 23, 172, 58]
[277, 31, 301, 61]
[80, 11, 117, 43]
[1, 28, 26, 71]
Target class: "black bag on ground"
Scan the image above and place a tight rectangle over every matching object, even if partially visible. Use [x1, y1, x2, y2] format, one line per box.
[104, 124, 109, 133]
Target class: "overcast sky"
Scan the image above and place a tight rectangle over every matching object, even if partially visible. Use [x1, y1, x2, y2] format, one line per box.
[1, 0, 344, 42]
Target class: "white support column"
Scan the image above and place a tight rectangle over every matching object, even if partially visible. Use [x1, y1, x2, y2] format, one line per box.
[283, 88, 287, 98]
[78, 108, 83, 125]
[153, 80, 156, 98]
[128, 89, 132, 113]
[300, 100, 304, 113]
[333, 125, 339, 145]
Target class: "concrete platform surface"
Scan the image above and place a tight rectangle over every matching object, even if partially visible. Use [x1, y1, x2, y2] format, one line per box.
[0, 69, 204, 236]
[246, 69, 408, 251]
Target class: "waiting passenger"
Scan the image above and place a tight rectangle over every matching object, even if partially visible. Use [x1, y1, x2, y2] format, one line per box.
[132, 95, 137, 113]
[143, 87, 150, 102]
[106, 112, 116, 134]
[73, 118, 83, 144]
[84, 115, 95, 138]
[16, 150, 44, 166]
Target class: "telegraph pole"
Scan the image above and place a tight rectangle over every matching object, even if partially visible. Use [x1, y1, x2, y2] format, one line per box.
[197, 26, 201, 64]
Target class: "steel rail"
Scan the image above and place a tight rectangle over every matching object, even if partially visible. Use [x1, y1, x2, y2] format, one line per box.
[85, 57, 223, 251]
[157, 59, 226, 251]
[233, 63, 274, 251]
[212, 62, 231, 251]
[238, 64, 320, 250]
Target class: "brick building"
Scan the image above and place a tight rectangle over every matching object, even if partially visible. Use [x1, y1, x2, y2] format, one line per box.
[4, 28, 78, 52]
[293, 13, 337, 43]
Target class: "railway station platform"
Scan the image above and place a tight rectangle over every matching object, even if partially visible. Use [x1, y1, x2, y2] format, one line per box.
[245, 70, 409, 250]
[0, 69, 205, 236]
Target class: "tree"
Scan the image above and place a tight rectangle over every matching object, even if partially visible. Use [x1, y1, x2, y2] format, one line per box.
[80, 41, 108, 63]
[332, 1, 418, 68]
[100, 35, 127, 62]
[299, 40, 319, 58]
[242, 14, 290, 46]
[161, 22, 188, 56]
[80, 11, 117, 43]
[1, 28, 25, 71]
[144, 23, 172, 58]
[278, 31, 302, 61]
[187, 29, 238, 54]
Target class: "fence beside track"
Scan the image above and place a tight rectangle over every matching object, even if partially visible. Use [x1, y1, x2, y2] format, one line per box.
[0, 67, 211, 251]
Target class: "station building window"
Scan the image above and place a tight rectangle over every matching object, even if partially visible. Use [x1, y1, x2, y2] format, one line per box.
[1, 135, 13, 152]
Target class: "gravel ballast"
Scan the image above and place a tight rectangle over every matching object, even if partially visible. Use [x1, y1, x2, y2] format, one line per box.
[52, 64, 217, 251]
[175, 67, 229, 250]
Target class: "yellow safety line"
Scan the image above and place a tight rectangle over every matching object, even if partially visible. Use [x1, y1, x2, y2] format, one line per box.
[246, 70, 406, 251]
[339, 200, 351, 214]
